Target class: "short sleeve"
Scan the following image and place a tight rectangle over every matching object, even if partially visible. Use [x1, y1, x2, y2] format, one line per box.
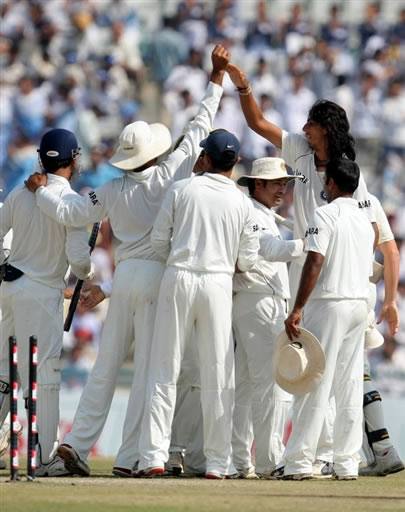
[305, 206, 334, 256]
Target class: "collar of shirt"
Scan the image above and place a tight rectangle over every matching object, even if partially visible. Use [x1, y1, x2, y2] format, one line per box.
[126, 167, 156, 183]
[46, 174, 70, 186]
[251, 197, 276, 218]
[200, 172, 236, 186]
[332, 196, 358, 208]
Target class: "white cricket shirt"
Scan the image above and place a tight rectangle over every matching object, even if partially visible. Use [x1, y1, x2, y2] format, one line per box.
[281, 131, 376, 246]
[151, 173, 259, 275]
[0, 203, 12, 254]
[0, 174, 92, 289]
[305, 197, 374, 300]
[35, 82, 223, 266]
[233, 198, 304, 298]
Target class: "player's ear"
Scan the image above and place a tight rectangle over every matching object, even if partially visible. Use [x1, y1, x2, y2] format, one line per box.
[203, 152, 213, 169]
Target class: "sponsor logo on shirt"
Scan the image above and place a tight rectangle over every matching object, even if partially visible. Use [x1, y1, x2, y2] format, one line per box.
[296, 170, 308, 184]
[88, 191, 100, 206]
[305, 227, 319, 236]
[358, 199, 371, 209]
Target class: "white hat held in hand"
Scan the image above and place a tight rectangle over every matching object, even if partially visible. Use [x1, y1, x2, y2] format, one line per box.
[237, 157, 303, 187]
[109, 121, 172, 170]
[364, 310, 384, 350]
[273, 327, 326, 395]
[369, 260, 384, 284]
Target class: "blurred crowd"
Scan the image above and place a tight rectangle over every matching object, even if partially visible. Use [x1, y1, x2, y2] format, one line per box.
[1, 0, 404, 393]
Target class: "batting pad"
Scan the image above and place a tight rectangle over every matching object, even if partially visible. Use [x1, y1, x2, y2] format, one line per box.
[362, 377, 391, 455]
[37, 357, 62, 465]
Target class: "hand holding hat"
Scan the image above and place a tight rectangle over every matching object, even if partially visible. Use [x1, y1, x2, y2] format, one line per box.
[284, 307, 302, 341]
[273, 327, 326, 395]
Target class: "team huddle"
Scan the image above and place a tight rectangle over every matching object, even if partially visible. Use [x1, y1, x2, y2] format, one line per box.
[0, 45, 403, 480]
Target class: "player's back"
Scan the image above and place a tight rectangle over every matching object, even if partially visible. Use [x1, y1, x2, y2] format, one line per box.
[3, 176, 76, 288]
[167, 173, 255, 274]
[310, 197, 374, 300]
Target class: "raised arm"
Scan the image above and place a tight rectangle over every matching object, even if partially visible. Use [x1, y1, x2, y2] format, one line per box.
[159, 45, 229, 181]
[25, 174, 111, 227]
[209, 44, 230, 87]
[150, 184, 176, 261]
[226, 63, 283, 149]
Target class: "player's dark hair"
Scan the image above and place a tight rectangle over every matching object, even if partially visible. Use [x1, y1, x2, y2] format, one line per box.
[325, 158, 359, 194]
[308, 100, 356, 161]
[42, 157, 74, 173]
[210, 153, 237, 171]
[247, 178, 268, 196]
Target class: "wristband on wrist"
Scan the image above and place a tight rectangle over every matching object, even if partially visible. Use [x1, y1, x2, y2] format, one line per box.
[236, 83, 252, 96]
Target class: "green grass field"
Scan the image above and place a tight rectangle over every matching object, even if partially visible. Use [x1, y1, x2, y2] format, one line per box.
[1, 457, 404, 512]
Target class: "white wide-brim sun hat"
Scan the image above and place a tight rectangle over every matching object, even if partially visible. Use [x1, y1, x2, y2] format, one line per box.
[273, 327, 326, 395]
[364, 310, 385, 350]
[109, 121, 172, 170]
[237, 157, 303, 187]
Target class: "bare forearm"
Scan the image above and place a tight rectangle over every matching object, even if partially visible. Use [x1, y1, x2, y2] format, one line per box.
[372, 222, 379, 251]
[380, 239, 399, 303]
[209, 69, 226, 86]
[226, 63, 282, 147]
[293, 253, 324, 311]
[285, 252, 323, 340]
[240, 93, 282, 147]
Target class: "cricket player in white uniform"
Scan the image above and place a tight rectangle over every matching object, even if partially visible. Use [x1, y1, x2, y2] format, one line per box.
[24, 45, 230, 477]
[137, 129, 259, 479]
[225, 64, 376, 300]
[357, 194, 403, 476]
[0, 129, 94, 476]
[232, 157, 304, 478]
[296, 197, 402, 478]
[284, 158, 375, 480]
[0, 199, 21, 471]
[225, 64, 386, 476]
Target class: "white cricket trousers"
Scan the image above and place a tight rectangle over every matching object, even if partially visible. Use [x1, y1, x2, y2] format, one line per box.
[169, 334, 206, 474]
[138, 267, 236, 476]
[284, 298, 367, 477]
[0, 276, 63, 464]
[315, 282, 378, 463]
[232, 292, 292, 473]
[64, 259, 165, 465]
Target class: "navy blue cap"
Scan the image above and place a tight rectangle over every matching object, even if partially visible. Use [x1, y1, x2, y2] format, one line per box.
[200, 130, 240, 166]
[38, 128, 79, 163]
